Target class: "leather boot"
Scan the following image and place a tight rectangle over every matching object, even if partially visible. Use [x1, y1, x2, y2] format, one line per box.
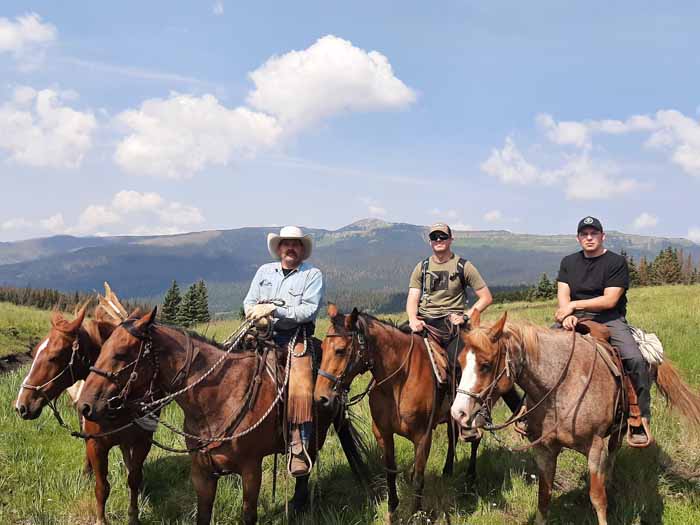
[287, 426, 312, 477]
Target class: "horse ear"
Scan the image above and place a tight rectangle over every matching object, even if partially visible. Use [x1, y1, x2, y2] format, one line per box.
[50, 310, 64, 326]
[134, 307, 158, 331]
[327, 303, 339, 319]
[345, 307, 359, 331]
[488, 312, 508, 342]
[470, 309, 481, 328]
[65, 304, 88, 333]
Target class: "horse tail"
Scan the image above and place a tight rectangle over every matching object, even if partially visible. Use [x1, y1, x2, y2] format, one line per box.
[333, 407, 371, 485]
[655, 361, 700, 429]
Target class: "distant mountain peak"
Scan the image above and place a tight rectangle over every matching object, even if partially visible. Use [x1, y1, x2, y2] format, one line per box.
[338, 218, 393, 232]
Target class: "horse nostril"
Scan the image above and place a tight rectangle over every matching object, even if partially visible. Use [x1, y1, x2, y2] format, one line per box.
[17, 404, 27, 417]
[319, 396, 330, 408]
[81, 403, 93, 418]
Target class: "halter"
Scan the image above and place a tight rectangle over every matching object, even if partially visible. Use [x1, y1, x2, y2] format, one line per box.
[317, 322, 372, 395]
[21, 336, 87, 394]
[88, 319, 158, 412]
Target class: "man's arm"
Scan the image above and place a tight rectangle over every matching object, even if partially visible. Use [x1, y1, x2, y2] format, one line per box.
[406, 288, 425, 332]
[466, 286, 492, 318]
[274, 270, 324, 324]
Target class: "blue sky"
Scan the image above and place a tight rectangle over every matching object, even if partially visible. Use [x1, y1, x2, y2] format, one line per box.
[2, 1, 699, 242]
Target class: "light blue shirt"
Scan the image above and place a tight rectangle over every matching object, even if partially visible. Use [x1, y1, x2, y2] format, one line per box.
[243, 261, 324, 331]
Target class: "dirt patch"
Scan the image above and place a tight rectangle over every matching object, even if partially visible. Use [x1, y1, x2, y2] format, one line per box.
[0, 351, 32, 375]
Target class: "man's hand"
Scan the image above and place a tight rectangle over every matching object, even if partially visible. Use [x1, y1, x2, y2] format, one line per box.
[555, 303, 576, 323]
[562, 314, 578, 331]
[449, 313, 465, 326]
[409, 318, 426, 333]
[246, 303, 277, 321]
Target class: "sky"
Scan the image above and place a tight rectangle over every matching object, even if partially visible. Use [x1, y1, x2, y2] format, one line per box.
[2, 1, 700, 242]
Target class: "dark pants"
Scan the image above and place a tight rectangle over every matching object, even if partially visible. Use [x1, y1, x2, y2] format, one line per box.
[554, 317, 651, 420]
[421, 315, 523, 414]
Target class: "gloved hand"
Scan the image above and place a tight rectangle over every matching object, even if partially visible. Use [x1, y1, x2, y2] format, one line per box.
[246, 303, 277, 321]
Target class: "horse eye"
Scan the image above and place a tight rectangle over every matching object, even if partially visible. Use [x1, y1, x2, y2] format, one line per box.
[480, 363, 492, 373]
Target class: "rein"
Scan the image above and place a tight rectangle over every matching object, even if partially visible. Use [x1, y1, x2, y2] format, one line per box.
[21, 337, 84, 394]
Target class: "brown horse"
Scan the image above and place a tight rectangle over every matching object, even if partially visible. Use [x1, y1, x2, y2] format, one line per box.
[450, 311, 700, 525]
[314, 305, 480, 520]
[77, 308, 367, 525]
[14, 305, 156, 525]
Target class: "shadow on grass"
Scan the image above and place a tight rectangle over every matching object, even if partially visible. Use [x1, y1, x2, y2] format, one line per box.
[142, 454, 195, 522]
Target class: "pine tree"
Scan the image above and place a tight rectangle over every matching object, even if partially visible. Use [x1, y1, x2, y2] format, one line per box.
[638, 256, 650, 286]
[682, 253, 694, 284]
[193, 280, 210, 323]
[177, 284, 197, 327]
[161, 280, 182, 324]
[533, 273, 555, 300]
[652, 247, 683, 285]
[628, 256, 640, 287]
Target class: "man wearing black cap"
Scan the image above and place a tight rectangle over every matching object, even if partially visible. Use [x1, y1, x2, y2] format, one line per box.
[555, 216, 651, 445]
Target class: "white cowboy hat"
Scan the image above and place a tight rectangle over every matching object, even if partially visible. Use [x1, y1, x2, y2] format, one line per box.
[267, 226, 313, 261]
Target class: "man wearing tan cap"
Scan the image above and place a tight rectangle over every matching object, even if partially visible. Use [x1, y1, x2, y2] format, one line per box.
[244, 226, 323, 476]
[406, 222, 524, 416]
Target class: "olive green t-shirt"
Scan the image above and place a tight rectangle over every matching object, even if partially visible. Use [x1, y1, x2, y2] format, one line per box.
[408, 254, 486, 318]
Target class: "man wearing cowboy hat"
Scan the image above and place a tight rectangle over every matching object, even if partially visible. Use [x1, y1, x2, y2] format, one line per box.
[244, 226, 323, 476]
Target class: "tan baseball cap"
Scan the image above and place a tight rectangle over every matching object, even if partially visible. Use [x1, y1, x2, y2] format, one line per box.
[429, 222, 452, 237]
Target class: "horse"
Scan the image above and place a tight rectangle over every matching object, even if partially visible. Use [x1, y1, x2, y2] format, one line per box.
[14, 304, 157, 525]
[314, 304, 480, 520]
[77, 307, 367, 525]
[450, 310, 700, 525]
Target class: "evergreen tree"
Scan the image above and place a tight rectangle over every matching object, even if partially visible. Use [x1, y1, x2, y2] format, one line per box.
[652, 247, 683, 285]
[628, 256, 640, 287]
[533, 273, 556, 300]
[161, 280, 182, 324]
[177, 284, 198, 327]
[638, 256, 650, 286]
[193, 280, 210, 323]
[682, 253, 694, 284]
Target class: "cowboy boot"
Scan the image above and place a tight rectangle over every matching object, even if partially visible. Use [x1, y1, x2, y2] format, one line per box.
[287, 426, 312, 477]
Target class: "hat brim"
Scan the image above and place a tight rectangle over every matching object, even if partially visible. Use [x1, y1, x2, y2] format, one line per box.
[267, 233, 313, 261]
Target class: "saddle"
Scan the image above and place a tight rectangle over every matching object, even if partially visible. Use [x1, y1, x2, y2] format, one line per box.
[575, 320, 652, 448]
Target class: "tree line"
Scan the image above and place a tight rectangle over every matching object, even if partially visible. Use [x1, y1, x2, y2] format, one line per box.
[0, 286, 152, 314]
[160, 280, 211, 327]
[524, 247, 699, 302]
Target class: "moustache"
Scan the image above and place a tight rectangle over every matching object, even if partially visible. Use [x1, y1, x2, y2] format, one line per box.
[284, 250, 298, 256]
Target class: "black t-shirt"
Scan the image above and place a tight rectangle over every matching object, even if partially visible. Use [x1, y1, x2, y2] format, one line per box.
[557, 250, 629, 319]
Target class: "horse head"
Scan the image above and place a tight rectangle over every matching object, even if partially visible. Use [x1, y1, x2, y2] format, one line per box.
[451, 311, 513, 441]
[314, 305, 370, 412]
[15, 304, 98, 419]
[78, 307, 157, 422]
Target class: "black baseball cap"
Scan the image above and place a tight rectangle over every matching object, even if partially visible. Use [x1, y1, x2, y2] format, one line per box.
[577, 216, 603, 233]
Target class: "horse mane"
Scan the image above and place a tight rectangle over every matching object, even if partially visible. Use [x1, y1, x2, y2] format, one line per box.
[467, 319, 550, 362]
[156, 323, 226, 350]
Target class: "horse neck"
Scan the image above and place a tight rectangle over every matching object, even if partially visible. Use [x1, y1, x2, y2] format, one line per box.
[514, 329, 576, 398]
[150, 326, 197, 392]
[74, 322, 102, 378]
[363, 317, 412, 381]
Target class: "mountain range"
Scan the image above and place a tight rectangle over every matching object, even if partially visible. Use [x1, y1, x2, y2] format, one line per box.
[1, 219, 697, 313]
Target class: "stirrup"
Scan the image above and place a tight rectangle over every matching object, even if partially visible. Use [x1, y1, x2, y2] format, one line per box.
[627, 417, 653, 448]
[287, 441, 313, 477]
[513, 405, 528, 437]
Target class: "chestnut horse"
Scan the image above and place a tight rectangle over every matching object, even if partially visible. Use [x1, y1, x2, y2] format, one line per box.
[450, 311, 700, 525]
[14, 305, 156, 525]
[77, 308, 367, 525]
[314, 305, 480, 520]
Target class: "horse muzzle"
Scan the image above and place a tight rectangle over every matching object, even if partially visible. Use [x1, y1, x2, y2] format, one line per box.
[15, 397, 43, 420]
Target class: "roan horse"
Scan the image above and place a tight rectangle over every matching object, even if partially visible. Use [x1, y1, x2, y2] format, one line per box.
[14, 301, 156, 525]
[314, 305, 480, 520]
[450, 311, 700, 525]
[77, 308, 367, 525]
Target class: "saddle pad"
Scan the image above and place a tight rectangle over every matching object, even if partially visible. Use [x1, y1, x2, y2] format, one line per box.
[424, 336, 447, 384]
[629, 325, 664, 365]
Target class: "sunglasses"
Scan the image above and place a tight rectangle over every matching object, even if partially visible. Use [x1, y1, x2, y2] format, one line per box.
[429, 233, 450, 242]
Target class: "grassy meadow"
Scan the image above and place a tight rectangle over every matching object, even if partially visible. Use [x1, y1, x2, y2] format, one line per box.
[0, 285, 699, 524]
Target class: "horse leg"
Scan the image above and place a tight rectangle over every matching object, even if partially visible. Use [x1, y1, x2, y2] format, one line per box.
[291, 475, 310, 513]
[373, 422, 399, 521]
[83, 446, 94, 476]
[465, 437, 480, 489]
[442, 421, 455, 476]
[125, 440, 152, 525]
[191, 455, 219, 525]
[411, 430, 433, 514]
[533, 446, 559, 525]
[240, 461, 263, 525]
[87, 439, 110, 525]
[588, 437, 610, 525]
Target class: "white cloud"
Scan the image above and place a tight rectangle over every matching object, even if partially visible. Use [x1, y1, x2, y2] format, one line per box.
[687, 227, 700, 244]
[75, 205, 121, 233]
[1, 217, 31, 231]
[536, 114, 592, 149]
[451, 223, 473, 231]
[481, 137, 562, 185]
[0, 87, 97, 168]
[632, 212, 658, 230]
[247, 35, 416, 130]
[368, 205, 387, 217]
[212, 1, 224, 15]
[40, 213, 65, 233]
[483, 209, 502, 223]
[645, 110, 700, 177]
[114, 93, 281, 178]
[111, 190, 163, 213]
[0, 13, 56, 68]
[156, 201, 205, 226]
[430, 208, 459, 220]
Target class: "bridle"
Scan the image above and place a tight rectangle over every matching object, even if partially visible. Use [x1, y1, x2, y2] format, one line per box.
[317, 320, 372, 396]
[21, 335, 88, 395]
[88, 319, 158, 412]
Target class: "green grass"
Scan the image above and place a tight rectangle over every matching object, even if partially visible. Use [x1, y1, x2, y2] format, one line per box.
[1, 286, 699, 523]
[0, 302, 52, 357]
